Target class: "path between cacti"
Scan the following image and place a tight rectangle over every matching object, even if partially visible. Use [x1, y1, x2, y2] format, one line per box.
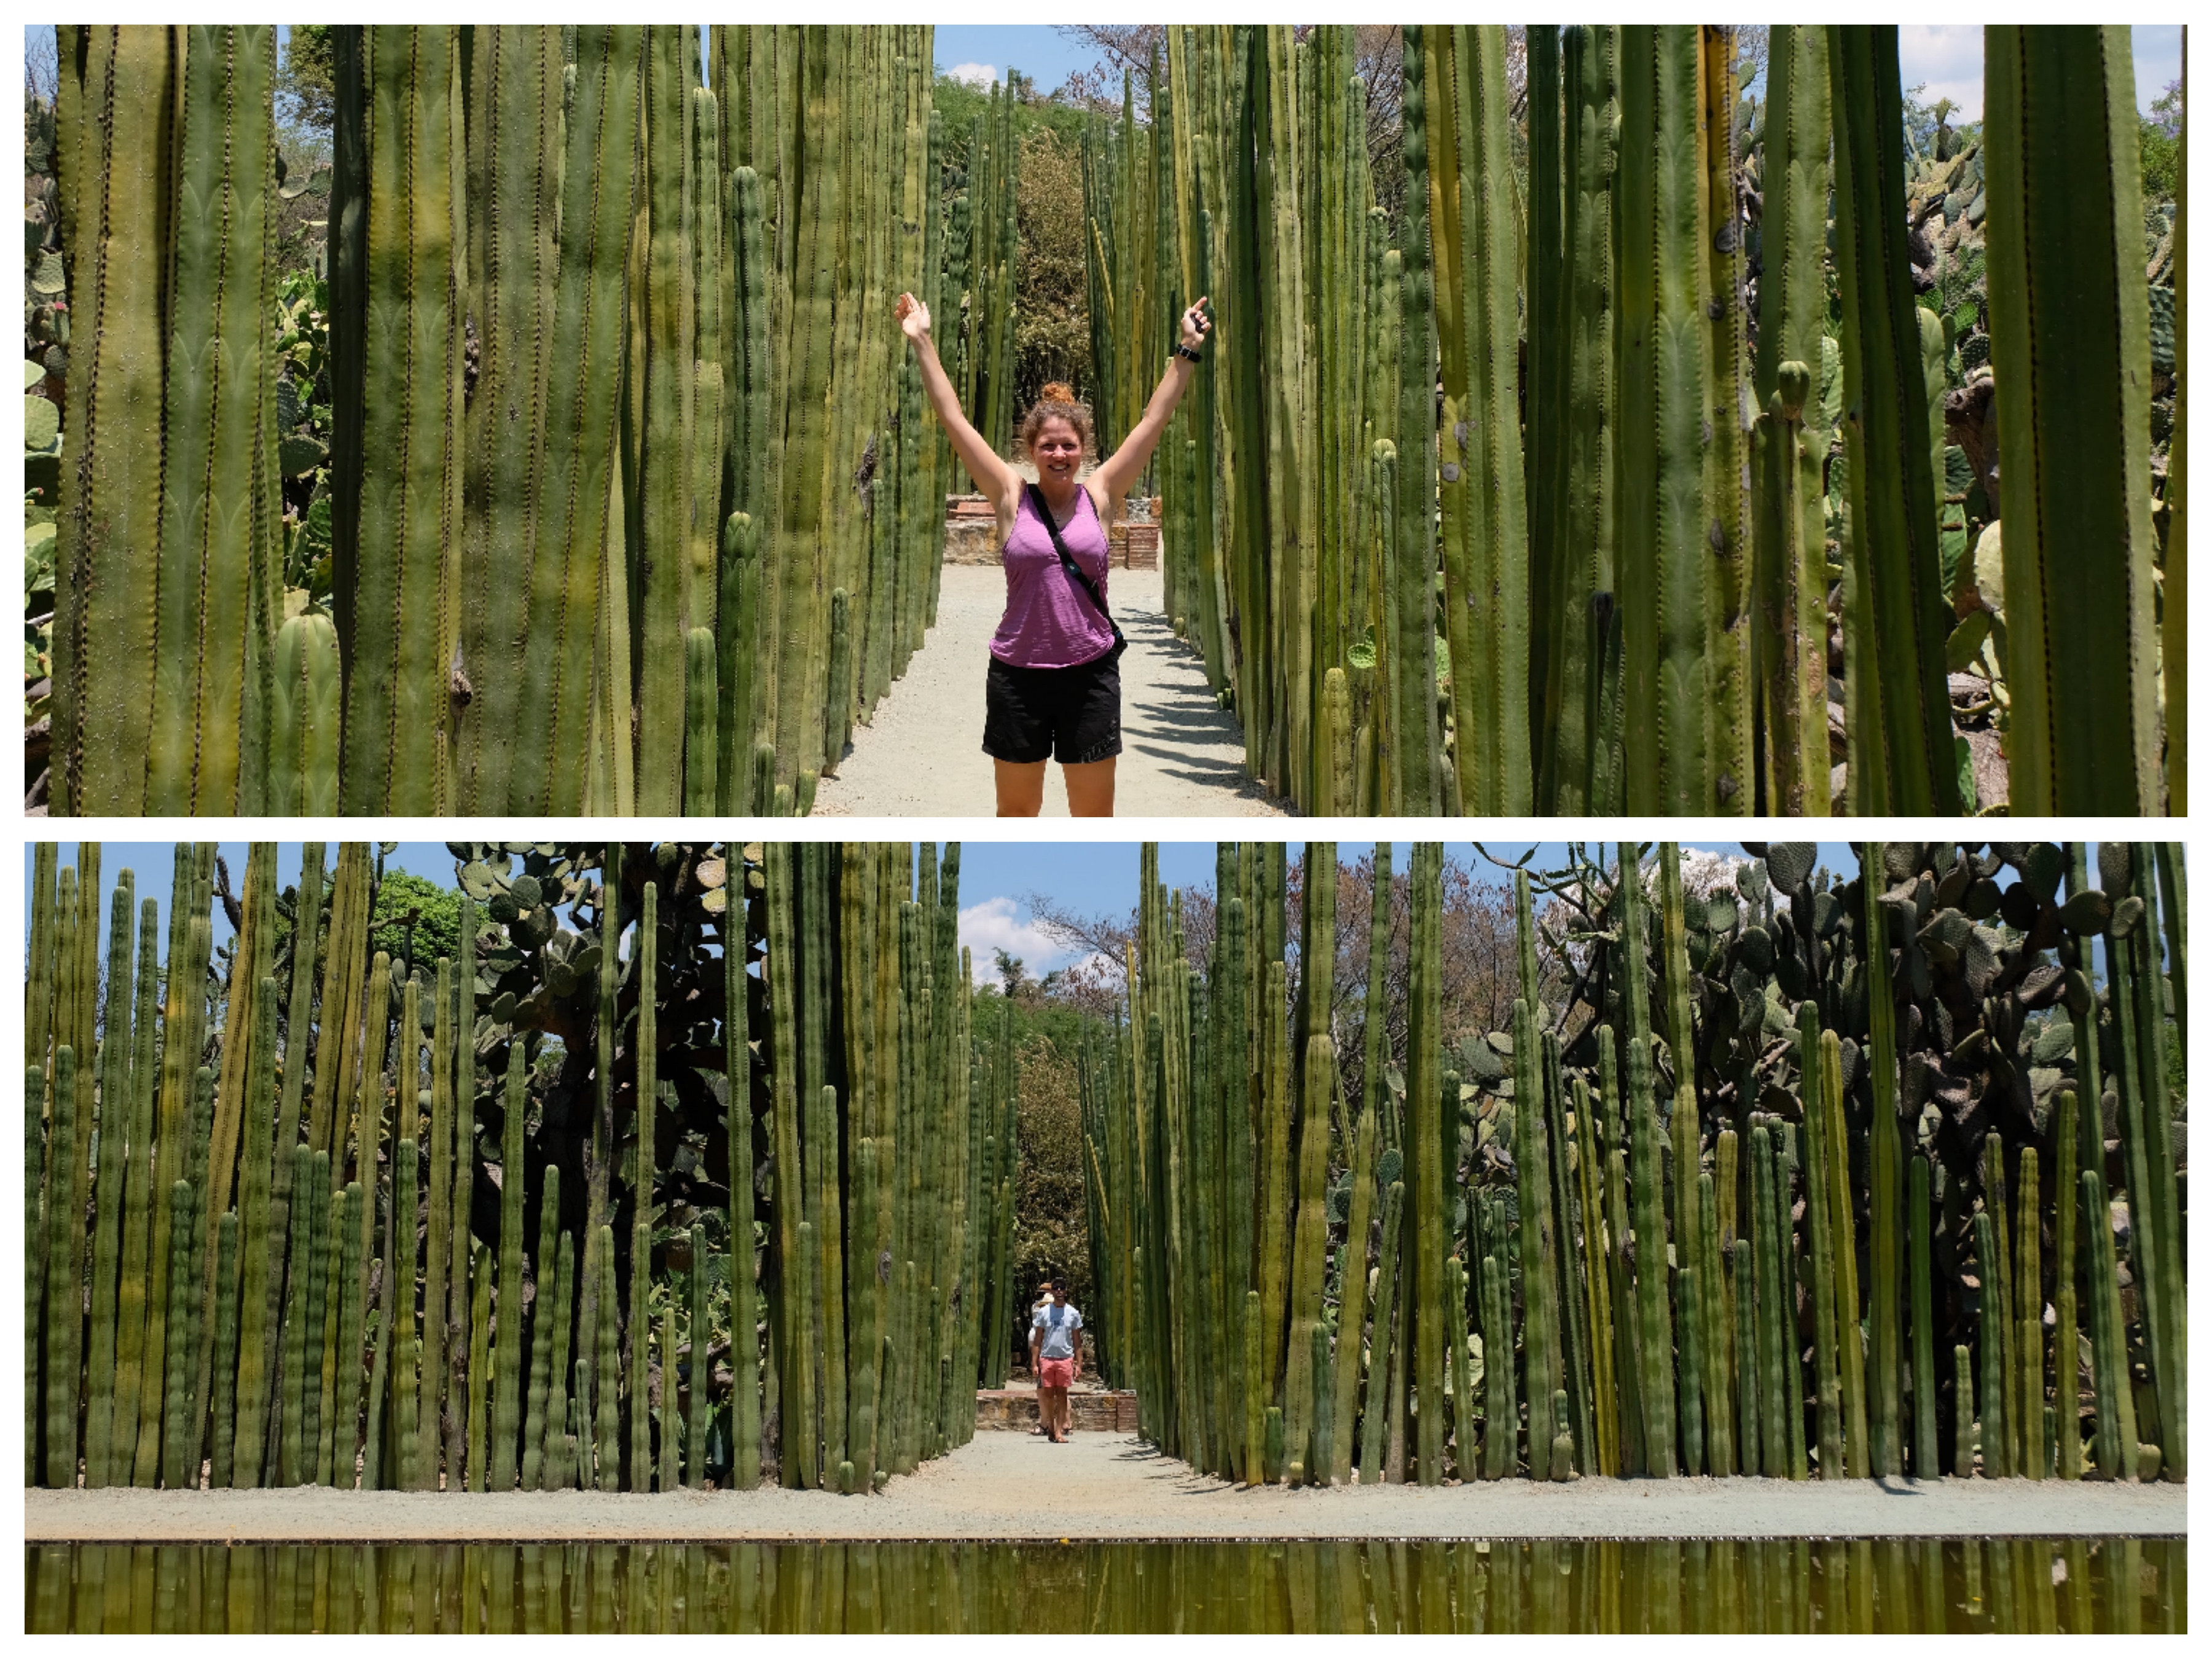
[813, 568, 1287, 818]
[25, 1435, 2186, 1542]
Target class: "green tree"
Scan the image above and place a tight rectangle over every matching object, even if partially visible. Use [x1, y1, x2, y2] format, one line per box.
[277, 24, 337, 128]
[364, 868, 465, 981]
[1014, 125, 1089, 410]
[2141, 77, 2183, 203]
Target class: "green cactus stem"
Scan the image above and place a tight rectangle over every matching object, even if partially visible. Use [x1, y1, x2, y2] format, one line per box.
[332, 26, 468, 815]
[1753, 27, 1832, 815]
[1828, 26, 1962, 814]
[1359, 1180, 1405, 1486]
[1909, 1156, 1939, 1479]
[210, 1213, 241, 1488]
[522, 1168, 559, 1492]
[1982, 26, 2162, 812]
[41, 1045, 81, 1488]
[2052, 1093, 2082, 1481]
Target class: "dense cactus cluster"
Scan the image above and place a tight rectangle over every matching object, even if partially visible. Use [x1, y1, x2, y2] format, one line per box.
[1089, 24, 2180, 816]
[1082, 839, 2187, 1485]
[43, 26, 954, 817]
[25, 840, 1016, 1494]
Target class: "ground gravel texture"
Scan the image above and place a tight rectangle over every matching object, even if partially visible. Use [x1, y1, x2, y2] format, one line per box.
[26, 1433, 2186, 1543]
[812, 567, 1284, 818]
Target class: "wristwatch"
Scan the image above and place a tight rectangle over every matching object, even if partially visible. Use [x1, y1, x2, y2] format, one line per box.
[1174, 343, 1204, 363]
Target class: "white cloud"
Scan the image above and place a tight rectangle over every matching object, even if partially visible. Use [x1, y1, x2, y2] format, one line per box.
[1899, 25, 1985, 120]
[959, 895, 1073, 985]
[1898, 25, 2180, 122]
[947, 61, 999, 89]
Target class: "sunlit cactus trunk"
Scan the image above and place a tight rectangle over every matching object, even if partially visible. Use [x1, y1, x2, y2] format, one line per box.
[52, 26, 281, 817]
[331, 25, 467, 816]
[1615, 25, 1719, 816]
[632, 31, 698, 816]
[1431, 25, 1530, 815]
[1982, 25, 2163, 814]
[1753, 27, 1834, 817]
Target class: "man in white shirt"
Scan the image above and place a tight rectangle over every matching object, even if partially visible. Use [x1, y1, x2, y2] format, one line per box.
[1028, 1280, 1083, 1443]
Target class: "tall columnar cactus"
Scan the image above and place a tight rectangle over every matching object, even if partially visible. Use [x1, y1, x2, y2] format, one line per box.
[81, 873, 137, 1488]
[1616, 28, 1730, 815]
[52, 26, 281, 816]
[629, 33, 698, 818]
[1429, 26, 1531, 814]
[491, 1044, 527, 1491]
[1982, 26, 2163, 814]
[1752, 26, 1834, 817]
[1534, 26, 1623, 815]
[1828, 28, 1961, 815]
[523, 1167, 561, 1492]
[449, 28, 645, 817]
[332, 26, 468, 815]
[630, 880, 659, 1489]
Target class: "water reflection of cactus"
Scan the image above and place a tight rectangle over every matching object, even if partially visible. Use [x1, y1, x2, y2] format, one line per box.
[22, 1535, 2189, 1634]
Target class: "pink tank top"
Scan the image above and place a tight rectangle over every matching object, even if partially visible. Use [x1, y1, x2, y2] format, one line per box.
[988, 487, 1116, 670]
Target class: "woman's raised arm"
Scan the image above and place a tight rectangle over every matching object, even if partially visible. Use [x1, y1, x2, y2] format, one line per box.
[896, 292, 1019, 512]
[1088, 298, 1212, 513]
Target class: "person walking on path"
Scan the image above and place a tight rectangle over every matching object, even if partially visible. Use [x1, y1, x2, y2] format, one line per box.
[1029, 1281, 1084, 1443]
[895, 288, 1212, 816]
[1026, 1281, 1055, 1433]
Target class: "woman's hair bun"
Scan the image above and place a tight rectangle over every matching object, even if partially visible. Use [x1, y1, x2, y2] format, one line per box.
[1038, 381, 1078, 406]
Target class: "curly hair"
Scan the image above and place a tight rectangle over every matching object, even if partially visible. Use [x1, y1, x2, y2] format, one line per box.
[1018, 382, 1094, 463]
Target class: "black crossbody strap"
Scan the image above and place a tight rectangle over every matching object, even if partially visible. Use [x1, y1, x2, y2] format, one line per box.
[1027, 482, 1125, 653]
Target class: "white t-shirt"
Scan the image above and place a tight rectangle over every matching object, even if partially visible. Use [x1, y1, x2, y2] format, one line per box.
[1032, 1301, 1083, 1360]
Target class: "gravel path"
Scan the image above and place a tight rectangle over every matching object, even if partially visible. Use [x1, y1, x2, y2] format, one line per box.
[26, 1433, 2186, 1543]
[812, 567, 1285, 818]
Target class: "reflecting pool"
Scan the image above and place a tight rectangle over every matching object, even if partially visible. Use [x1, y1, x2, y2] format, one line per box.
[24, 1535, 2184, 1634]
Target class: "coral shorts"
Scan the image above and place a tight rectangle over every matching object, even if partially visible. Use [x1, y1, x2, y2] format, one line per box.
[1038, 1357, 1075, 1390]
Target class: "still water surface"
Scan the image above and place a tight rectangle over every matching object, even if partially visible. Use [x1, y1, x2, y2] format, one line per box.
[25, 1536, 2184, 1634]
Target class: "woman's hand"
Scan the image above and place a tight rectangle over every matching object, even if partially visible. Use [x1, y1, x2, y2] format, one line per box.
[895, 291, 931, 343]
[1179, 296, 1212, 355]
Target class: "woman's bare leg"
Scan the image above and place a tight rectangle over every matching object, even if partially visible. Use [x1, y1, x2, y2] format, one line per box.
[1061, 758, 1117, 817]
[994, 759, 1047, 816]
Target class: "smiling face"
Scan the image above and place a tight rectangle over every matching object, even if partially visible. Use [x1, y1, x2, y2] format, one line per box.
[1031, 415, 1083, 483]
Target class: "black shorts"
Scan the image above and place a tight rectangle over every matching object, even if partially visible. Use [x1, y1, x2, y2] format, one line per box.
[982, 652, 1123, 766]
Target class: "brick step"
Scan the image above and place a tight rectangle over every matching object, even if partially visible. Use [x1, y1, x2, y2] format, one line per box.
[974, 1387, 1140, 1433]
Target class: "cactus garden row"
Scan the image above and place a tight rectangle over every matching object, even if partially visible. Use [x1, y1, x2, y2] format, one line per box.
[25, 840, 1022, 1492]
[1081, 839, 2187, 1484]
[1086, 25, 2184, 815]
[36, 25, 1014, 817]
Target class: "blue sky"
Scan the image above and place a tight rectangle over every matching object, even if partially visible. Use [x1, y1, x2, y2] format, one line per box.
[934, 25, 1099, 94]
